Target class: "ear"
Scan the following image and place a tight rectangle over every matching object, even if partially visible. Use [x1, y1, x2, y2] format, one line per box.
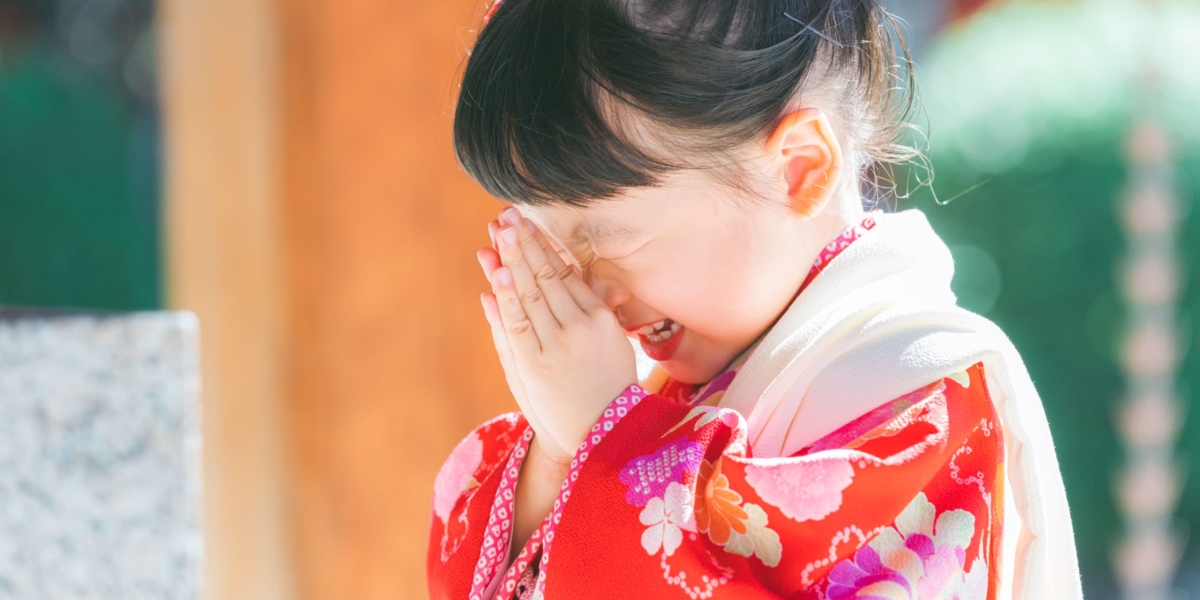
[763, 108, 843, 220]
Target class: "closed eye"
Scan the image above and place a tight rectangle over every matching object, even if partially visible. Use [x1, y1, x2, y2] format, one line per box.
[594, 238, 647, 264]
[597, 250, 634, 263]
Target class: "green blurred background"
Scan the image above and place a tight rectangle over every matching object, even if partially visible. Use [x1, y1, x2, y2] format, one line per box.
[0, 0, 159, 310]
[905, 2, 1200, 596]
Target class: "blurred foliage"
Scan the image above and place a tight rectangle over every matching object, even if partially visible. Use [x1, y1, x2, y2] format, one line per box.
[0, 0, 159, 310]
[899, 1, 1200, 597]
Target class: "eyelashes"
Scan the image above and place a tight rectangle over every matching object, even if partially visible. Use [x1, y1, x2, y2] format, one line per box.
[547, 239, 632, 272]
[546, 239, 595, 269]
[598, 241, 647, 265]
[597, 251, 631, 264]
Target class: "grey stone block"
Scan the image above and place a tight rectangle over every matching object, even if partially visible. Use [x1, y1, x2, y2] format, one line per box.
[0, 310, 202, 600]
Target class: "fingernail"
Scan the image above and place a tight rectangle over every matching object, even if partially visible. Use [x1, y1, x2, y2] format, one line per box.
[502, 207, 521, 224]
[524, 220, 536, 234]
[501, 227, 517, 246]
[496, 267, 512, 285]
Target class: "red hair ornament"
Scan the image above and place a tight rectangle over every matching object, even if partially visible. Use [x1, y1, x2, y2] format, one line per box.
[483, 0, 504, 26]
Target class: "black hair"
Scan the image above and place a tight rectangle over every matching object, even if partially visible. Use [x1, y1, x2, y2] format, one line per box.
[453, 0, 919, 208]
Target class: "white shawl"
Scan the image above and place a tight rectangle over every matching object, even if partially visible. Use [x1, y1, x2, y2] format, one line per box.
[647, 208, 1083, 600]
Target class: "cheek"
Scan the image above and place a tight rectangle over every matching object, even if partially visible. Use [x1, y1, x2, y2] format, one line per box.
[631, 243, 763, 330]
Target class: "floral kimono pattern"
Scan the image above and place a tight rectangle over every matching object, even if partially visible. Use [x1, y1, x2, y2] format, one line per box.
[427, 212, 1005, 599]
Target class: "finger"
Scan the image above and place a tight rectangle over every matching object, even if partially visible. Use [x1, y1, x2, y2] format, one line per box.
[481, 292, 523, 394]
[488, 219, 500, 251]
[480, 292, 518, 380]
[482, 292, 565, 455]
[506, 217, 588, 325]
[499, 207, 607, 316]
[498, 207, 515, 226]
[477, 247, 501, 285]
[491, 261, 544, 355]
[496, 224, 562, 340]
[525, 220, 608, 314]
[500, 206, 538, 253]
[481, 292, 533, 413]
[498, 209, 520, 248]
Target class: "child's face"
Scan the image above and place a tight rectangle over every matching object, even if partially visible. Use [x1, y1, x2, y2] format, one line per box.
[517, 169, 835, 385]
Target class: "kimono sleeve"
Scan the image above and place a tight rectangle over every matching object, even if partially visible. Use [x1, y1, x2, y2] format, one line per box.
[426, 411, 533, 600]
[538, 362, 1005, 599]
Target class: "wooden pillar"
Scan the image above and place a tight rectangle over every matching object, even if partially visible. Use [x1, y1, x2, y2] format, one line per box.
[160, 0, 293, 599]
[164, 0, 511, 597]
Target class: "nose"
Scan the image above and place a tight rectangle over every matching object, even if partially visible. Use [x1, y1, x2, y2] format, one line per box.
[582, 265, 632, 312]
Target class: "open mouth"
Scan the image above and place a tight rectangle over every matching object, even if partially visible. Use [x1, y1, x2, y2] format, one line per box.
[636, 319, 680, 342]
[636, 319, 685, 361]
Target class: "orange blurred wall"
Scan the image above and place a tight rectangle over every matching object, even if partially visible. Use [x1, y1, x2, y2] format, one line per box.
[162, 0, 511, 598]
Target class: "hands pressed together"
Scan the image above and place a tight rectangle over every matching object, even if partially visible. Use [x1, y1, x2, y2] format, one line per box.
[476, 207, 638, 466]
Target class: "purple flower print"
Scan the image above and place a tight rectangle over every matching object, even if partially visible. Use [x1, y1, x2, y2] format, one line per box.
[691, 369, 736, 405]
[827, 545, 912, 599]
[619, 437, 704, 507]
[824, 492, 988, 600]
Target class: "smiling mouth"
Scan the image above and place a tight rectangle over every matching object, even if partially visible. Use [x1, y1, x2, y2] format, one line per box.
[635, 318, 681, 343]
[636, 319, 685, 361]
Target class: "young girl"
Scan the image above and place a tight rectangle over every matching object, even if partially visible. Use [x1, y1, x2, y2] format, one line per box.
[428, 1, 1082, 598]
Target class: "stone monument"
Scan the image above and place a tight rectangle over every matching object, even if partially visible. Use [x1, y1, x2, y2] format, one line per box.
[0, 309, 202, 600]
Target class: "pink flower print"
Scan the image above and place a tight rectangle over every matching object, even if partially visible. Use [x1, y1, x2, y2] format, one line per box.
[744, 457, 854, 522]
[432, 431, 483, 523]
[639, 482, 696, 557]
[620, 437, 704, 507]
[826, 492, 988, 599]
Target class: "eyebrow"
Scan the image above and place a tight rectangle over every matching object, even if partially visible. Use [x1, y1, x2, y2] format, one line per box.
[569, 220, 640, 246]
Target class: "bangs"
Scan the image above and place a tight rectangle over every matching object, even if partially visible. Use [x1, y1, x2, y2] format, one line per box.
[453, 1, 678, 207]
[454, 0, 918, 208]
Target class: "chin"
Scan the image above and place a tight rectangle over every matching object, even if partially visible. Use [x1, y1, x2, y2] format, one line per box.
[656, 357, 720, 386]
[644, 329, 733, 385]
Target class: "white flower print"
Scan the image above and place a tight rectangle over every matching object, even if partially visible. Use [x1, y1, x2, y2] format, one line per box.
[723, 503, 782, 567]
[639, 481, 696, 557]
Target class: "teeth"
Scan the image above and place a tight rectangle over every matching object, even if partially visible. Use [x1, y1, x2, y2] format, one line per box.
[639, 324, 655, 335]
[652, 320, 666, 330]
[643, 319, 682, 343]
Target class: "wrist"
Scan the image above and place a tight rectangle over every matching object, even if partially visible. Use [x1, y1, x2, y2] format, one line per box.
[510, 434, 570, 564]
[528, 435, 573, 475]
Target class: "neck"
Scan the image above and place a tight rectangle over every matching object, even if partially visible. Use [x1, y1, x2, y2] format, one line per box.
[719, 188, 869, 381]
[806, 186, 866, 255]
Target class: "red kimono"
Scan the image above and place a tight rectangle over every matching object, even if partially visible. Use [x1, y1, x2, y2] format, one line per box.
[428, 213, 1003, 599]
